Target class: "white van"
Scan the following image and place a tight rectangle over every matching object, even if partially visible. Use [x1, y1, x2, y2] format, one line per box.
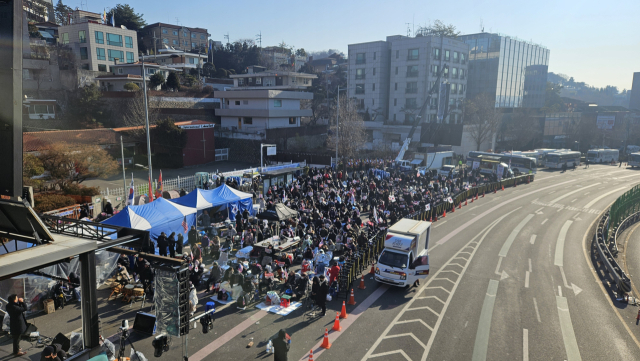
[375, 219, 430, 287]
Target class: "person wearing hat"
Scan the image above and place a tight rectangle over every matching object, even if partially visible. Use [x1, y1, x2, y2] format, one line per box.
[40, 345, 60, 360]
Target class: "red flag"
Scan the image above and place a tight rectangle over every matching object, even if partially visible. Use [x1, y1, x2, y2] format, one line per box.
[148, 175, 154, 201]
[159, 170, 163, 192]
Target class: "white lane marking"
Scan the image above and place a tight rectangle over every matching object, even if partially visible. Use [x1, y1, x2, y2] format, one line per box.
[571, 199, 577, 203]
[469, 206, 478, 210]
[549, 183, 601, 205]
[433, 220, 447, 228]
[535, 207, 544, 213]
[559, 266, 583, 296]
[558, 286, 563, 297]
[523, 329, 529, 361]
[530, 235, 536, 244]
[549, 191, 556, 194]
[498, 214, 535, 257]
[556, 296, 582, 361]
[583, 186, 629, 208]
[554, 221, 573, 267]
[617, 173, 640, 180]
[533, 297, 542, 323]
[529, 259, 532, 272]
[525, 271, 530, 288]
[471, 279, 500, 361]
[541, 219, 548, 225]
[495, 257, 503, 275]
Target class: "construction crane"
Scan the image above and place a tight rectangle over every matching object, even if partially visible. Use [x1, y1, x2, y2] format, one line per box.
[394, 65, 448, 166]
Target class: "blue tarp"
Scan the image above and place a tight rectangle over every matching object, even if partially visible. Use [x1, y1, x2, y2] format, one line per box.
[169, 184, 255, 221]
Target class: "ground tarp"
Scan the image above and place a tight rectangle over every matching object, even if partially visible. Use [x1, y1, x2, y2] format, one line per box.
[256, 203, 298, 222]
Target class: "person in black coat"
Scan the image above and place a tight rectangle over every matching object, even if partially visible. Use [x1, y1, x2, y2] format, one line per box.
[6, 294, 27, 356]
[315, 275, 329, 316]
[40, 345, 60, 361]
[104, 201, 114, 215]
[176, 234, 184, 255]
[271, 329, 291, 361]
[207, 262, 223, 292]
[168, 232, 176, 258]
[157, 232, 168, 257]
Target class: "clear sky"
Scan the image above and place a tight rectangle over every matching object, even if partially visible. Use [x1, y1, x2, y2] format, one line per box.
[85, 0, 639, 90]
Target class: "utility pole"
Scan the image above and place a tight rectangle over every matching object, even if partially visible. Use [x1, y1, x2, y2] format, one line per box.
[224, 32, 229, 44]
[120, 136, 126, 195]
[256, 31, 262, 49]
[141, 54, 153, 193]
[152, 31, 158, 59]
[336, 86, 340, 167]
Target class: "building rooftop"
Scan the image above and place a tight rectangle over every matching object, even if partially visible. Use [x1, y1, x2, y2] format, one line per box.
[230, 71, 317, 79]
[142, 22, 210, 35]
[23, 129, 124, 152]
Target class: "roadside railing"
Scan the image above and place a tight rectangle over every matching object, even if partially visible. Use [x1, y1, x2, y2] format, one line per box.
[595, 210, 632, 296]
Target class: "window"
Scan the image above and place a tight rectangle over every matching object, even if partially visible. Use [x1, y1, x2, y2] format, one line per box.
[243, 117, 253, 124]
[358, 99, 365, 109]
[81, 64, 89, 70]
[355, 68, 365, 80]
[406, 65, 419, 77]
[394, 83, 398, 91]
[95, 31, 104, 44]
[372, 83, 376, 91]
[117, 68, 123, 74]
[173, 30, 178, 36]
[453, 51, 459, 62]
[406, 81, 417, 94]
[22, 69, 30, 79]
[452, 67, 458, 78]
[61, 33, 69, 44]
[373, 52, 376, 60]
[238, 78, 244, 85]
[274, 99, 282, 107]
[460, 53, 466, 63]
[256, 77, 262, 84]
[289, 117, 297, 125]
[189, 57, 197, 64]
[444, 50, 450, 61]
[432, 65, 439, 75]
[184, 40, 188, 46]
[107, 49, 124, 62]
[80, 47, 88, 60]
[460, 69, 465, 79]
[106, 33, 122, 46]
[396, 50, 399, 59]
[183, 31, 188, 37]
[393, 114, 397, 121]
[243, 100, 249, 105]
[408, 48, 419, 60]
[163, 38, 168, 44]
[394, 99, 397, 106]
[173, 39, 178, 45]
[372, 99, 375, 105]
[125, 36, 133, 48]
[162, 28, 168, 34]
[126, 52, 134, 63]
[444, 66, 449, 78]
[373, 68, 376, 76]
[405, 98, 417, 109]
[98, 64, 107, 72]
[96, 47, 105, 60]
[192, 42, 196, 48]
[191, 33, 196, 38]
[235, 100, 241, 105]
[200, 34, 205, 39]
[451, 83, 457, 93]
[79, 30, 86, 43]
[432, 48, 440, 60]
[356, 53, 365, 64]
[355, 84, 365, 94]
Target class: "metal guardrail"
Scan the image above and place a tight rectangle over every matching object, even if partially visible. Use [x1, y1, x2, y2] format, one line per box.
[607, 184, 640, 241]
[595, 211, 632, 295]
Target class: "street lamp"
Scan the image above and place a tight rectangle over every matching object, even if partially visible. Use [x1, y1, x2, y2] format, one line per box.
[140, 53, 153, 198]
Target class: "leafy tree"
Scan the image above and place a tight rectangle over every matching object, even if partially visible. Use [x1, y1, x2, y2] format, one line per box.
[542, 82, 564, 112]
[189, 68, 200, 77]
[166, 72, 180, 91]
[465, 94, 502, 151]
[34, 194, 76, 213]
[184, 74, 197, 87]
[210, 41, 262, 75]
[23, 153, 44, 188]
[295, 48, 307, 57]
[150, 118, 187, 167]
[112, 4, 146, 30]
[123, 82, 140, 91]
[53, 0, 72, 25]
[415, 20, 460, 38]
[66, 84, 109, 128]
[202, 62, 216, 77]
[149, 72, 165, 89]
[28, 22, 41, 38]
[38, 142, 119, 187]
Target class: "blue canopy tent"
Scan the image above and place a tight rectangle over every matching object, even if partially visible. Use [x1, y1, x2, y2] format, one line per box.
[101, 198, 197, 253]
[169, 184, 254, 221]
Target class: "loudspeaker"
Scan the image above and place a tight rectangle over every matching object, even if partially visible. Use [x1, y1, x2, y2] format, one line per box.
[51, 332, 70, 352]
[133, 312, 156, 335]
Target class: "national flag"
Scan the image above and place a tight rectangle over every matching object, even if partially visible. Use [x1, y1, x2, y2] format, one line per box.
[446, 197, 453, 203]
[102, 9, 106, 23]
[373, 207, 378, 224]
[158, 170, 163, 192]
[425, 204, 431, 211]
[127, 173, 134, 205]
[181, 216, 188, 233]
[208, 41, 212, 54]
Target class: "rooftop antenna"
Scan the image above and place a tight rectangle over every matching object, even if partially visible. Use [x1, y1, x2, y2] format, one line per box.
[175, 17, 180, 26]
[412, 14, 415, 37]
[224, 32, 229, 44]
[256, 31, 262, 49]
[80, 0, 87, 11]
[480, 18, 484, 33]
[406, 23, 411, 37]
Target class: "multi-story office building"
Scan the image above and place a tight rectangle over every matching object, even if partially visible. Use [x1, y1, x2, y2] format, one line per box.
[348, 35, 469, 125]
[57, 10, 139, 72]
[630, 72, 640, 110]
[140, 23, 210, 53]
[458, 33, 550, 108]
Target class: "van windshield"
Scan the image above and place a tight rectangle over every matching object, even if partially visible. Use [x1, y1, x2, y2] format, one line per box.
[378, 250, 408, 269]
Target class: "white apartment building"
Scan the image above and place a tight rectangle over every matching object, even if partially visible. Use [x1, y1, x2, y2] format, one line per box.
[57, 10, 139, 72]
[144, 49, 207, 73]
[95, 62, 177, 91]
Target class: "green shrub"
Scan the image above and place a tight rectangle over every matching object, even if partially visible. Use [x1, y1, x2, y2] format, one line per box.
[124, 82, 140, 91]
[34, 194, 76, 213]
[62, 184, 101, 196]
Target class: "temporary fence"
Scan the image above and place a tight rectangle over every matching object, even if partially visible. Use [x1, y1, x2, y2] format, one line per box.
[606, 184, 640, 240]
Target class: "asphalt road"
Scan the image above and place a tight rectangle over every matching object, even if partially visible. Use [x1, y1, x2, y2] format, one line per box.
[99, 164, 640, 361]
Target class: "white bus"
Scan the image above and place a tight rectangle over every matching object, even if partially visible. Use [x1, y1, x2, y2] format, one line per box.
[587, 149, 619, 164]
[546, 151, 581, 169]
[629, 153, 640, 168]
[467, 151, 537, 174]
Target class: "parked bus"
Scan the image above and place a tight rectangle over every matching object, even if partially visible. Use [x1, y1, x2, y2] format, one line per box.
[546, 151, 581, 169]
[628, 153, 640, 168]
[587, 149, 619, 164]
[467, 151, 537, 174]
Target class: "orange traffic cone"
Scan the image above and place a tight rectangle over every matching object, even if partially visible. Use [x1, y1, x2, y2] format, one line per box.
[339, 301, 348, 319]
[348, 289, 356, 305]
[471, 196, 474, 203]
[434, 213, 438, 222]
[429, 215, 432, 222]
[475, 193, 478, 200]
[465, 199, 468, 206]
[502, 185, 505, 191]
[369, 263, 376, 275]
[451, 204, 455, 213]
[358, 276, 366, 290]
[458, 202, 462, 209]
[442, 209, 447, 217]
[320, 328, 331, 349]
[494, 187, 497, 194]
[514, 180, 517, 187]
[527, 176, 530, 184]
[482, 191, 485, 198]
[332, 312, 342, 332]
[309, 349, 314, 361]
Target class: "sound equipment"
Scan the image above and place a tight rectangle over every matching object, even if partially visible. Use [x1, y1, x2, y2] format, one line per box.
[51, 332, 70, 352]
[133, 312, 156, 335]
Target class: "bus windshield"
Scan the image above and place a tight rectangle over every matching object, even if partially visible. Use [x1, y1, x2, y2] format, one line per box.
[587, 151, 598, 159]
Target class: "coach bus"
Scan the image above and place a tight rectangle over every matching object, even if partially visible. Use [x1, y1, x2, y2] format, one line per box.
[545, 151, 581, 169]
[587, 149, 619, 164]
[467, 151, 537, 174]
[628, 153, 640, 168]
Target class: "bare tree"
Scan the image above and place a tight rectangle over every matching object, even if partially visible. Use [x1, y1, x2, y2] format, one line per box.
[465, 94, 501, 151]
[121, 90, 161, 133]
[327, 97, 366, 161]
[500, 108, 542, 150]
[31, 62, 50, 98]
